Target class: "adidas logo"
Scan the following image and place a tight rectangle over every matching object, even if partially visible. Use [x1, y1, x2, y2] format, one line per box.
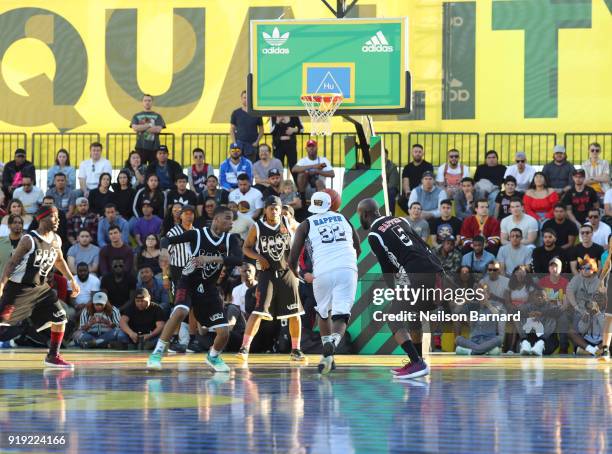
[362, 31, 394, 53]
[262, 27, 290, 54]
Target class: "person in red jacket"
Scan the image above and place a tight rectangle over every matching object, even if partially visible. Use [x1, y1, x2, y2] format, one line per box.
[460, 199, 501, 254]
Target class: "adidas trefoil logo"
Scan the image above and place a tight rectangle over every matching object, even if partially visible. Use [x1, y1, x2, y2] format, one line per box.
[362, 31, 394, 53]
[262, 27, 290, 55]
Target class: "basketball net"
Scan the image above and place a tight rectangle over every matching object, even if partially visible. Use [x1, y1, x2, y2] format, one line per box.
[300, 93, 344, 136]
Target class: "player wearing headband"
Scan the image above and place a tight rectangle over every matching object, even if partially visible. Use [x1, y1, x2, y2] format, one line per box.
[0, 205, 80, 368]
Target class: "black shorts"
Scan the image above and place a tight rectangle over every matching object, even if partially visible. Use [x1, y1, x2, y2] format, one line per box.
[0, 281, 67, 331]
[174, 278, 228, 330]
[387, 273, 439, 332]
[252, 269, 304, 320]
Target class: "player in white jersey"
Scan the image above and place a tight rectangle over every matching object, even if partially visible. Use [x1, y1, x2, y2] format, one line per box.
[290, 192, 360, 374]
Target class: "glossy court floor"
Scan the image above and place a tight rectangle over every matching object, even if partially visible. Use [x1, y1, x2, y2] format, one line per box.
[0, 350, 609, 454]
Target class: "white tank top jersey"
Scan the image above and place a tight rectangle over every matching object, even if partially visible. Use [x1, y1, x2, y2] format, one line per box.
[307, 212, 357, 276]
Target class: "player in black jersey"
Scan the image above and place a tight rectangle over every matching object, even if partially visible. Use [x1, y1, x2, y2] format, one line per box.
[358, 198, 444, 380]
[237, 196, 306, 362]
[0, 206, 80, 369]
[147, 206, 242, 372]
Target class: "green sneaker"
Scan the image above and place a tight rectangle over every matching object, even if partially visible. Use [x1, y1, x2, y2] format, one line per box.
[486, 346, 502, 356]
[206, 354, 230, 373]
[455, 346, 472, 355]
[146, 353, 163, 370]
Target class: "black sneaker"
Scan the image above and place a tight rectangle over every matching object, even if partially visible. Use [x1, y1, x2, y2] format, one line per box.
[168, 340, 187, 354]
[290, 349, 306, 361]
[322, 341, 336, 358]
[187, 338, 205, 353]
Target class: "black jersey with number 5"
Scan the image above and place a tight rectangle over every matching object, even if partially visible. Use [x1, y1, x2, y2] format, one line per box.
[368, 216, 442, 274]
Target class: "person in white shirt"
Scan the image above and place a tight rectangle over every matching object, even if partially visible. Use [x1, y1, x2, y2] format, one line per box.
[78, 142, 113, 196]
[231, 263, 257, 314]
[503, 151, 536, 192]
[228, 174, 263, 219]
[500, 198, 538, 246]
[292, 139, 335, 198]
[435, 149, 470, 198]
[585, 208, 611, 247]
[12, 175, 43, 215]
[73, 262, 101, 307]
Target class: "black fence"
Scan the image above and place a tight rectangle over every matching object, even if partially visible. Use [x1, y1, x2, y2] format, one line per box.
[0, 133, 27, 166]
[563, 133, 612, 165]
[484, 133, 557, 166]
[408, 132, 480, 168]
[106, 133, 176, 168]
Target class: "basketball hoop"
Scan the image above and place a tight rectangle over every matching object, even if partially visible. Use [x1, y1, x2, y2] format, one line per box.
[300, 93, 344, 136]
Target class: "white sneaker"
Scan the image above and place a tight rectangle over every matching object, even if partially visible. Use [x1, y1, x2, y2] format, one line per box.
[318, 355, 334, 375]
[485, 346, 502, 356]
[585, 345, 598, 356]
[531, 340, 545, 356]
[519, 340, 532, 355]
[455, 346, 472, 355]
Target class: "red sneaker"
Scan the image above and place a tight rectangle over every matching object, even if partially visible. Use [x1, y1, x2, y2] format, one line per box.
[390, 360, 409, 375]
[44, 355, 74, 369]
[393, 360, 429, 380]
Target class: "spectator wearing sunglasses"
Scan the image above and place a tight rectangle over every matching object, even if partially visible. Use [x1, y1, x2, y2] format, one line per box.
[435, 149, 470, 198]
[581, 142, 609, 199]
[562, 168, 599, 228]
[585, 208, 610, 247]
[480, 260, 509, 305]
[568, 224, 604, 275]
[503, 151, 536, 192]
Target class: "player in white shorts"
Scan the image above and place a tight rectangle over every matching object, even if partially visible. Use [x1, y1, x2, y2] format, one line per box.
[289, 192, 360, 374]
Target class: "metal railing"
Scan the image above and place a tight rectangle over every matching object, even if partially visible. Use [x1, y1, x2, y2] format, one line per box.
[484, 133, 557, 166]
[0, 133, 28, 167]
[564, 133, 612, 165]
[181, 133, 232, 169]
[106, 133, 176, 168]
[31, 133, 101, 187]
[408, 132, 480, 167]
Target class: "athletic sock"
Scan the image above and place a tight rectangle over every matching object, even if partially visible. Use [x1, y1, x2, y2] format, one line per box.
[330, 333, 342, 347]
[153, 339, 168, 355]
[242, 334, 253, 350]
[414, 342, 423, 357]
[209, 347, 220, 358]
[48, 330, 65, 357]
[401, 340, 421, 364]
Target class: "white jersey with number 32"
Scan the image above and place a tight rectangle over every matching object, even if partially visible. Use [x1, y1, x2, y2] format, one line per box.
[307, 212, 357, 276]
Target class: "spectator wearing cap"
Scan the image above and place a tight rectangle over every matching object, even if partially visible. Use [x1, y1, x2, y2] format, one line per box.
[188, 148, 215, 195]
[119, 288, 166, 350]
[292, 139, 334, 199]
[78, 142, 113, 197]
[586, 207, 611, 247]
[496, 228, 533, 276]
[531, 229, 565, 273]
[568, 223, 604, 275]
[262, 168, 283, 198]
[133, 200, 163, 246]
[73, 291, 122, 349]
[581, 142, 609, 199]
[146, 145, 183, 191]
[99, 225, 134, 275]
[542, 204, 578, 250]
[166, 174, 198, 207]
[67, 197, 99, 246]
[252, 143, 284, 190]
[503, 151, 536, 192]
[97, 203, 130, 248]
[219, 143, 254, 191]
[130, 94, 166, 166]
[494, 175, 523, 220]
[461, 235, 495, 273]
[230, 90, 264, 162]
[561, 168, 599, 227]
[500, 198, 538, 246]
[12, 175, 43, 215]
[542, 145, 575, 195]
[405, 202, 430, 242]
[407, 171, 446, 220]
[428, 198, 462, 248]
[459, 199, 501, 253]
[522, 171, 559, 223]
[434, 235, 462, 273]
[435, 149, 470, 198]
[228, 174, 264, 220]
[399, 144, 434, 213]
[1, 148, 35, 198]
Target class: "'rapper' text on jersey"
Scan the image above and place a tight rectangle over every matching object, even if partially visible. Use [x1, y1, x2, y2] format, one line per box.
[307, 212, 357, 276]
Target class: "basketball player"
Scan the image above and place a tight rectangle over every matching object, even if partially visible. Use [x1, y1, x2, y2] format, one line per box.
[237, 195, 305, 361]
[289, 192, 360, 374]
[147, 206, 242, 372]
[357, 198, 443, 379]
[0, 206, 80, 368]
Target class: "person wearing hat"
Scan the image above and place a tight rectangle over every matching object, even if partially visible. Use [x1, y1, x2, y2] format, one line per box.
[407, 171, 447, 220]
[145, 145, 183, 192]
[433, 234, 462, 274]
[292, 139, 334, 199]
[130, 94, 166, 166]
[288, 191, 360, 374]
[531, 229, 565, 273]
[262, 168, 283, 199]
[238, 195, 306, 363]
[73, 291, 122, 349]
[119, 288, 166, 350]
[561, 168, 600, 228]
[66, 197, 99, 247]
[230, 90, 264, 162]
[252, 143, 283, 189]
[503, 151, 536, 192]
[133, 199, 163, 247]
[542, 145, 575, 195]
[1, 148, 36, 198]
[0, 205, 80, 368]
[219, 143, 253, 191]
